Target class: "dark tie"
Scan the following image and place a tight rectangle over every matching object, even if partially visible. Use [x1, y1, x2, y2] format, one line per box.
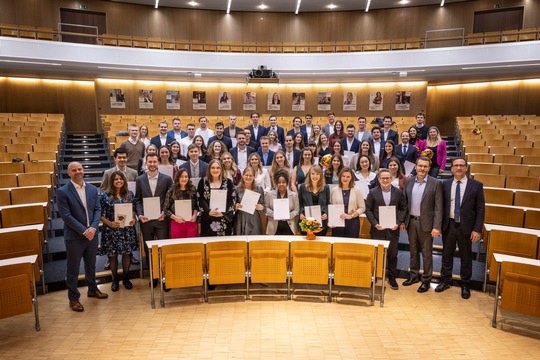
[454, 180, 461, 222]
[403, 146, 407, 155]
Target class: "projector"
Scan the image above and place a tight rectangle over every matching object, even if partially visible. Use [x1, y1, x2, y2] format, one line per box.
[249, 65, 277, 79]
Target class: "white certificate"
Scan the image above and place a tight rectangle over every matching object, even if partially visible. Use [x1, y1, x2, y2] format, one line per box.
[190, 177, 201, 188]
[240, 189, 260, 215]
[355, 181, 370, 200]
[404, 160, 415, 175]
[328, 204, 345, 227]
[343, 151, 354, 167]
[305, 205, 322, 225]
[175, 199, 193, 221]
[114, 203, 133, 228]
[143, 197, 161, 220]
[273, 198, 290, 220]
[210, 189, 227, 213]
[158, 165, 174, 179]
[127, 181, 136, 194]
[379, 205, 397, 229]
[328, 183, 338, 193]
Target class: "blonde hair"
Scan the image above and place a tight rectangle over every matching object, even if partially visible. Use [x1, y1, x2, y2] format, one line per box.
[426, 126, 442, 147]
[305, 165, 326, 194]
[248, 152, 263, 175]
[220, 151, 238, 178]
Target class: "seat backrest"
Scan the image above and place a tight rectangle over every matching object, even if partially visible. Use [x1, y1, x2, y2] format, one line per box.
[485, 204, 524, 227]
[500, 265, 540, 317]
[1, 204, 46, 228]
[473, 173, 506, 188]
[249, 240, 289, 284]
[332, 243, 374, 288]
[206, 241, 247, 285]
[487, 230, 537, 281]
[483, 187, 514, 205]
[506, 176, 540, 191]
[290, 241, 331, 285]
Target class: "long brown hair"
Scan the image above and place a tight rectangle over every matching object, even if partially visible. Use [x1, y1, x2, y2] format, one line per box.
[172, 168, 195, 199]
[106, 171, 131, 201]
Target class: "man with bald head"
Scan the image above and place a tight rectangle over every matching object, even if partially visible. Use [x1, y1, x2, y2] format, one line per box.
[57, 162, 107, 312]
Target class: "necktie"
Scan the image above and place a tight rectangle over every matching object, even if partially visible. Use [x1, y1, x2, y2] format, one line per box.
[403, 146, 407, 155]
[454, 180, 461, 222]
[192, 164, 198, 178]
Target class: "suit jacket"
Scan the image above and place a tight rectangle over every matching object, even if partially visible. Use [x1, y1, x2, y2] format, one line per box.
[166, 129, 188, 140]
[283, 148, 301, 168]
[286, 129, 308, 144]
[257, 149, 275, 166]
[442, 177, 485, 235]
[135, 172, 173, 216]
[223, 126, 243, 139]
[322, 124, 334, 137]
[404, 175, 443, 232]
[298, 184, 330, 217]
[395, 143, 418, 166]
[57, 182, 101, 241]
[150, 134, 176, 149]
[178, 160, 208, 179]
[355, 130, 373, 142]
[267, 126, 285, 145]
[341, 137, 361, 153]
[264, 190, 299, 235]
[245, 125, 268, 146]
[365, 186, 407, 229]
[100, 166, 138, 193]
[208, 135, 233, 150]
[230, 146, 256, 166]
[382, 129, 399, 144]
[330, 186, 366, 217]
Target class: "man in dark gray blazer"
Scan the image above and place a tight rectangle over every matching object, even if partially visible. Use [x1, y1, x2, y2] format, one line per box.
[436, 157, 485, 299]
[100, 148, 138, 193]
[365, 169, 408, 290]
[401, 156, 443, 293]
[179, 144, 208, 179]
[57, 162, 107, 312]
[135, 153, 173, 275]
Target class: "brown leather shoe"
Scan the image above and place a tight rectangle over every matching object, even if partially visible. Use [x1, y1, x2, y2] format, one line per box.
[87, 289, 108, 299]
[69, 300, 84, 312]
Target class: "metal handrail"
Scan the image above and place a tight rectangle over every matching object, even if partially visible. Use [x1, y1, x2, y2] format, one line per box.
[57, 22, 99, 44]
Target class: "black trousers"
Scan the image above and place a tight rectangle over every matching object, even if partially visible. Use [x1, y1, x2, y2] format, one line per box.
[370, 228, 400, 278]
[441, 220, 473, 284]
[140, 219, 170, 268]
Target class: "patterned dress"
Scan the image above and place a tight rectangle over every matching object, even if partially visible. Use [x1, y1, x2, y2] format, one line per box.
[98, 191, 138, 256]
[197, 178, 236, 236]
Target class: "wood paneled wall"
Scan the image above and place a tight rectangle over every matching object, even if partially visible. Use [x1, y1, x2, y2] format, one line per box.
[1, 0, 538, 42]
[0, 78, 97, 131]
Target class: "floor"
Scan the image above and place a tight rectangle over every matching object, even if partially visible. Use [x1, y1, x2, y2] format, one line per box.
[1, 279, 539, 359]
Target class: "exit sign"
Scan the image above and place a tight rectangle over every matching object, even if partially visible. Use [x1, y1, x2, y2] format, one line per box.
[494, 4, 502, 8]
[80, 5, 88, 10]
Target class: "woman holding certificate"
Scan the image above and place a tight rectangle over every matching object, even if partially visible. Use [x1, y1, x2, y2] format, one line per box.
[290, 147, 314, 193]
[298, 165, 330, 236]
[329, 168, 365, 238]
[163, 168, 198, 238]
[235, 167, 265, 235]
[99, 171, 138, 292]
[221, 152, 242, 186]
[264, 170, 299, 235]
[249, 153, 271, 192]
[197, 159, 236, 236]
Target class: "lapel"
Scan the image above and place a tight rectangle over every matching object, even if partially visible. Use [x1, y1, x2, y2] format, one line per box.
[460, 178, 473, 208]
[141, 175, 152, 197]
[420, 176, 432, 202]
[67, 182, 84, 208]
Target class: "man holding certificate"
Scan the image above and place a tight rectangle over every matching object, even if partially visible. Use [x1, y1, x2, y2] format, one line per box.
[135, 153, 173, 277]
[365, 169, 408, 290]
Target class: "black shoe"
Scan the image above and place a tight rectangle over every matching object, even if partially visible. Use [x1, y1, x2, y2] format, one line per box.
[417, 282, 430, 293]
[402, 277, 420, 286]
[104, 261, 110, 271]
[461, 284, 471, 299]
[111, 278, 120, 292]
[435, 283, 451, 293]
[388, 278, 399, 290]
[123, 276, 133, 290]
[131, 255, 140, 265]
[149, 279, 158, 288]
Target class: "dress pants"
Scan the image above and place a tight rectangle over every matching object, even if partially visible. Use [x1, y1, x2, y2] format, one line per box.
[407, 218, 433, 283]
[65, 236, 99, 301]
[332, 218, 360, 239]
[441, 220, 472, 284]
[140, 219, 170, 267]
[370, 228, 400, 278]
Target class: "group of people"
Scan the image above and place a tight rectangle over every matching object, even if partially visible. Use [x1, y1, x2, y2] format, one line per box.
[58, 111, 484, 312]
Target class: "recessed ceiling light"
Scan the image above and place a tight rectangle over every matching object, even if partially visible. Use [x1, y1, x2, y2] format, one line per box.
[399, 0, 409, 4]
[258, 4, 268, 10]
[327, 4, 337, 9]
[188, 1, 199, 6]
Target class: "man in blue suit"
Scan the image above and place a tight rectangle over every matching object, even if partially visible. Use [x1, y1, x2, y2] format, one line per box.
[150, 121, 175, 149]
[381, 116, 399, 144]
[257, 136, 275, 166]
[341, 124, 361, 153]
[57, 162, 107, 312]
[166, 117, 187, 142]
[286, 116, 308, 144]
[245, 112, 267, 148]
[266, 115, 285, 145]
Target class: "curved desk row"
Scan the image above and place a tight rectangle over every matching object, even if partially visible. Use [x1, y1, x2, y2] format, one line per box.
[146, 236, 390, 309]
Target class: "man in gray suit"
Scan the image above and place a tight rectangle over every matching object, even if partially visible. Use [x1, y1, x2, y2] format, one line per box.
[322, 112, 336, 137]
[355, 116, 373, 142]
[135, 153, 173, 278]
[401, 156, 443, 293]
[100, 148, 138, 193]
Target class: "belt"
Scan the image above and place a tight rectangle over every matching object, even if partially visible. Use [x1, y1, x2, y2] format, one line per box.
[450, 218, 461, 224]
[410, 215, 421, 221]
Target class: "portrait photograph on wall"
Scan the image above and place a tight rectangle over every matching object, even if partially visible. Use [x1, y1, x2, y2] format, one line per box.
[166, 90, 180, 110]
[292, 92, 305, 111]
[369, 91, 384, 111]
[243, 91, 256, 111]
[219, 91, 232, 110]
[138, 89, 153, 109]
[110, 88, 126, 109]
[317, 92, 331, 111]
[395, 91, 411, 111]
[268, 92, 280, 111]
[343, 91, 357, 111]
[193, 91, 207, 110]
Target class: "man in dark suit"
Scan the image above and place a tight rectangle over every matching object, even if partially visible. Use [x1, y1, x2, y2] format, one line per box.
[381, 116, 399, 144]
[57, 162, 107, 312]
[245, 112, 267, 148]
[436, 157, 485, 299]
[395, 131, 418, 171]
[223, 114, 242, 140]
[230, 131, 255, 171]
[415, 111, 429, 140]
[365, 169, 408, 290]
[257, 136, 275, 166]
[242, 128, 259, 150]
[179, 144, 208, 178]
[150, 120, 175, 149]
[286, 116, 308, 144]
[266, 115, 285, 145]
[166, 117, 187, 142]
[100, 148, 138, 193]
[208, 121, 233, 150]
[135, 153, 173, 277]
[401, 156, 444, 293]
[341, 124, 361, 153]
[283, 134, 301, 169]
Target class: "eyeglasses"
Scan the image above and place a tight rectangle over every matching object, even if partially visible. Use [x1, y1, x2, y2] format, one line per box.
[379, 177, 392, 181]
[452, 164, 466, 168]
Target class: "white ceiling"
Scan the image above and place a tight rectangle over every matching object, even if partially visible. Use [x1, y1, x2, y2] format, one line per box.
[111, 0, 468, 13]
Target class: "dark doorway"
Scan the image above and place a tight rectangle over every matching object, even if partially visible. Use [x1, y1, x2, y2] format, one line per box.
[59, 8, 106, 44]
[473, 7, 523, 33]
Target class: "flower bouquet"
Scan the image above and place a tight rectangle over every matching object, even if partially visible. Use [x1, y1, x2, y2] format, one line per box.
[472, 127, 482, 135]
[299, 217, 323, 240]
[421, 149, 434, 160]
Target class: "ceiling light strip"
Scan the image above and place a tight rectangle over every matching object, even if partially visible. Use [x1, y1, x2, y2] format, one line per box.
[440, 0, 445, 6]
[295, 0, 301, 15]
[0, 60, 62, 66]
[154, 0, 159, 9]
[365, 0, 371, 13]
[226, 0, 232, 14]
